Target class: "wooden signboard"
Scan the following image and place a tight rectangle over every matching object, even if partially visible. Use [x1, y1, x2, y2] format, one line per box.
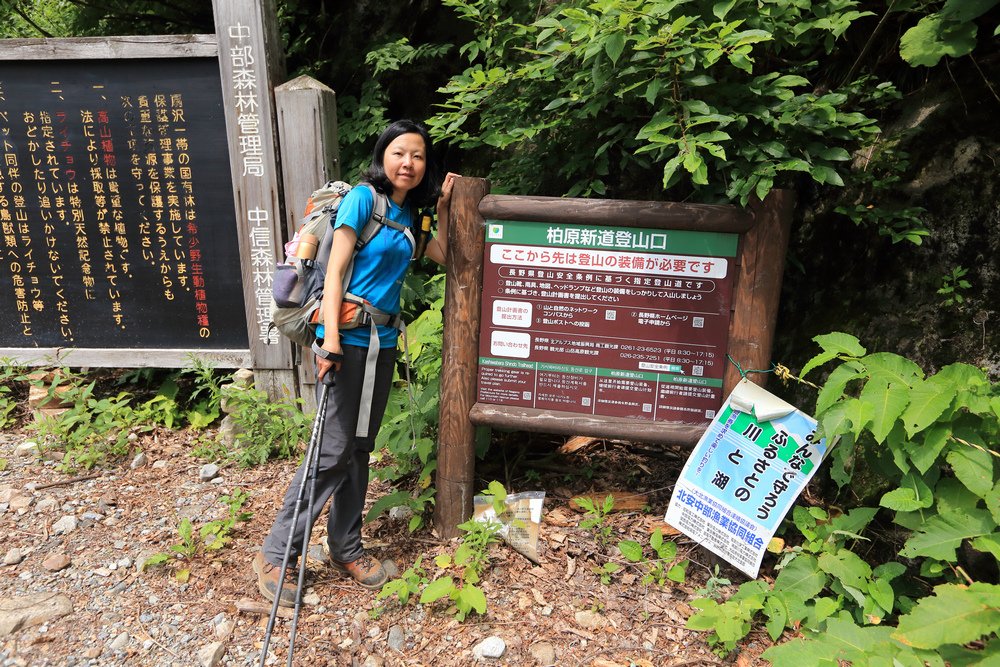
[435, 178, 794, 536]
[0, 56, 248, 354]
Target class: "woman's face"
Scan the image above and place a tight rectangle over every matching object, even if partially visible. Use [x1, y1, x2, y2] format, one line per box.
[383, 132, 427, 200]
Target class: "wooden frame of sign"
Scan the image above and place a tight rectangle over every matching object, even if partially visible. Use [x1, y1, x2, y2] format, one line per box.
[434, 177, 794, 536]
[0, 1, 297, 399]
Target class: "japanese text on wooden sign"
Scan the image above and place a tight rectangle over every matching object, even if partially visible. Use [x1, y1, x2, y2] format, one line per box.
[0, 58, 248, 350]
[477, 220, 738, 423]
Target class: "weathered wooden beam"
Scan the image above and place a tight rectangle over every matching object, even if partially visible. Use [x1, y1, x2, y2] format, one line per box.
[0, 35, 218, 60]
[479, 195, 755, 232]
[468, 403, 707, 447]
[274, 74, 342, 412]
[2, 348, 251, 369]
[435, 176, 491, 539]
[723, 189, 796, 395]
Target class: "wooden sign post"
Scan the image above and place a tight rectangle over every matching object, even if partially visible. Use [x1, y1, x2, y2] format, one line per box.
[434, 178, 794, 537]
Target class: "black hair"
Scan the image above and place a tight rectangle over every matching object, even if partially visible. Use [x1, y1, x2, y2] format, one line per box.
[361, 119, 441, 208]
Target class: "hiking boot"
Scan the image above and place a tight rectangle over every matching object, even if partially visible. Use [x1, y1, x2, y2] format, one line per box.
[331, 553, 388, 590]
[252, 552, 298, 607]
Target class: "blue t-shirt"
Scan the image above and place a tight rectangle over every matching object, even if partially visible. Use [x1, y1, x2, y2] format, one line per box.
[315, 185, 414, 348]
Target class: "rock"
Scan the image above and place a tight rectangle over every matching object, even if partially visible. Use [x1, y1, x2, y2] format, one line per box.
[197, 641, 226, 667]
[51, 515, 78, 534]
[199, 464, 220, 482]
[34, 497, 57, 513]
[362, 656, 385, 667]
[575, 609, 605, 631]
[151, 460, 168, 470]
[217, 415, 244, 448]
[387, 625, 405, 653]
[214, 620, 234, 640]
[130, 452, 147, 469]
[0, 592, 74, 637]
[388, 506, 413, 521]
[529, 641, 556, 666]
[472, 636, 507, 660]
[109, 631, 129, 651]
[231, 368, 255, 389]
[42, 553, 71, 571]
[9, 495, 32, 511]
[14, 442, 39, 457]
[3, 549, 24, 566]
[302, 592, 321, 606]
[0, 487, 14, 503]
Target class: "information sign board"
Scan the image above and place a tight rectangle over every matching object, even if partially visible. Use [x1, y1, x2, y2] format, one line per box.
[477, 219, 738, 423]
[0, 57, 248, 350]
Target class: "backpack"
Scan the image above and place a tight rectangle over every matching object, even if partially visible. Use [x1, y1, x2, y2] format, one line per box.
[268, 181, 415, 349]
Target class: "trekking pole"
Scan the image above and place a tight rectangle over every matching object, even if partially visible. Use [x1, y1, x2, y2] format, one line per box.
[258, 372, 332, 667]
[285, 373, 333, 667]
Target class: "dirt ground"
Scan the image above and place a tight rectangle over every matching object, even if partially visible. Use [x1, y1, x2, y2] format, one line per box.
[0, 422, 774, 667]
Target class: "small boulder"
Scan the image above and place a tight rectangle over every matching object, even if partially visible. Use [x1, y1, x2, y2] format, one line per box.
[197, 641, 226, 667]
[3, 549, 24, 566]
[42, 553, 71, 572]
[0, 592, 73, 637]
[51, 515, 78, 535]
[472, 636, 507, 660]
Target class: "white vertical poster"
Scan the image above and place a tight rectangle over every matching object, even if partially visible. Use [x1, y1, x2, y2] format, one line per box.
[665, 379, 830, 577]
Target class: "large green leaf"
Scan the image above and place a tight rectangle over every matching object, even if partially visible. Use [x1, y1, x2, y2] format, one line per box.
[892, 583, 1000, 649]
[971, 533, 1000, 562]
[881, 471, 934, 512]
[816, 363, 863, 414]
[419, 576, 455, 604]
[909, 424, 951, 475]
[901, 377, 957, 437]
[900, 14, 979, 67]
[862, 353, 923, 387]
[773, 554, 827, 600]
[801, 333, 865, 379]
[762, 636, 841, 666]
[822, 616, 897, 661]
[818, 549, 872, 592]
[860, 380, 910, 444]
[901, 509, 994, 561]
[946, 444, 996, 498]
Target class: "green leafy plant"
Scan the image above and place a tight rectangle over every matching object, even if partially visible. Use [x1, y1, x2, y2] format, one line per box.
[684, 332, 1000, 663]
[613, 529, 689, 587]
[937, 265, 972, 306]
[694, 564, 732, 600]
[574, 494, 617, 551]
[214, 385, 311, 468]
[30, 369, 152, 471]
[143, 490, 252, 581]
[0, 359, 29, 429]
[430, 0, 886, 204]
[379, 482, 508, 621]
[899, 0, 999, 67]
[377, 555, 429, 606]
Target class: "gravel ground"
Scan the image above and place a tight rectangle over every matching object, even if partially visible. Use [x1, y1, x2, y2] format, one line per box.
[0, 426, 764, 667]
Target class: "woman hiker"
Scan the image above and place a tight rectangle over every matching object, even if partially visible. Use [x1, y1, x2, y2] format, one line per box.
[253, 119, 458, 605]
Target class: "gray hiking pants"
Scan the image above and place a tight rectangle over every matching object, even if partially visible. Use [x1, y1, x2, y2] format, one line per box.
[262, 343, 397, 566]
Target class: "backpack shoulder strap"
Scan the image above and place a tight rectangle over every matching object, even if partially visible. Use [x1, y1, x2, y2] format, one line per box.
[355, 184, 416, 257]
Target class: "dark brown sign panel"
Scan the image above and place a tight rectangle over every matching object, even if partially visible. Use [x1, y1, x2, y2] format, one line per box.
[477, 220, 738, 424]
[0, 58, 248, 349]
